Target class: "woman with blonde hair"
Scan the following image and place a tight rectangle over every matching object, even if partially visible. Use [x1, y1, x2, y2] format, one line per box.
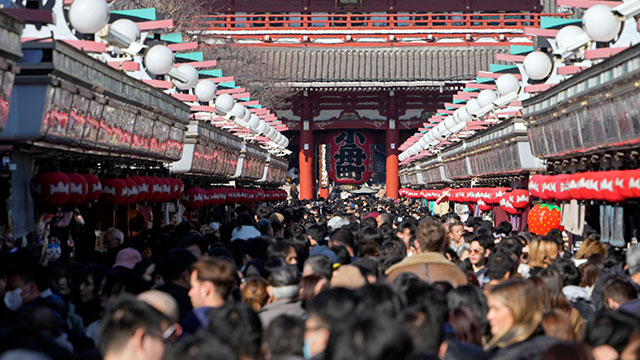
[486, 279, 558, 358]
[575, 238, 606, 262]
[528, 238, 560, 276]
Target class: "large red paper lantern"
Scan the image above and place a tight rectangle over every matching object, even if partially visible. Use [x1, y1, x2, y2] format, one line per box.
[477, 199, 494, 212]
[510, 189, 531, 209]
[168, 178, 184, 200]
[486, 187, 509, 205]
[620, 169, 640, 199]
[541, 176, 558, 200]
[553, 174, 572, 202]
[599, 171, 626, 203]
[100, 178, 127, 206]
[129, 176, 149, 202]
[327, 130, 375, 185]
[182, 188, 205, 208]
[500, 192, 523, 215]
[528, 204, 563, 236]
[67, 173, 88, 206]
[160, 178, 172, 202]
[122, 178, 139, 206]
[568, 173, 585, 201]
[31, 172, 71, 208]
[528, 175, 545, 200]
[148, 177, 162, 202]
[83, 174, 102, 202]
[580, 172, 601, 201]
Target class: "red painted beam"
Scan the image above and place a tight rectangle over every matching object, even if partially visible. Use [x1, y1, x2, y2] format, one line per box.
[137, 19, 174, 31]
[466, 83, 497, 90]
[190, 105, 217, 112]
[231, 92, 251, 99]
[62, 40, 106, 52]
[211, 76, 234, 83]
[108, 61, 140, 71]
[496, 53, 526, 62]
[524, 83, 555, 93]
[142, 79, 173, 89]
[524, 27, 558, 37]
[478, 71, 522, 80]
[556, 0, 621, 9]
[585, 46, 628, 59]
[557, 65, 587, 75]
[175, 60, 217, 68]
[172, 93, 197, 101]
[217, 88, 246, 94]
[168, 42, 198, 51]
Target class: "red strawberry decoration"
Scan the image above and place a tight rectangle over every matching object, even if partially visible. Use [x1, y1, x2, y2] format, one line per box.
[528, 203, 563, 236]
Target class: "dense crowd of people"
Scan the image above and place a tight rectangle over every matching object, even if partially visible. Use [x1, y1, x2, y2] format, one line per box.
[1, 195, 639, 360]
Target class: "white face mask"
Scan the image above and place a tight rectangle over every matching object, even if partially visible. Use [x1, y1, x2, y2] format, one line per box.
[4, 288, 22, 312]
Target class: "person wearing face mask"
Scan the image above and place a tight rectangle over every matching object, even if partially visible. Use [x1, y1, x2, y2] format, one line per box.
[4, 263, 44, 314]
[303, 288, 358, 360]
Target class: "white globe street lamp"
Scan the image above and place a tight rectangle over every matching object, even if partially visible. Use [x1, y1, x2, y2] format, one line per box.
[523, 51, 553, 80]
[173, 64, 198, 90]
[69, 0, 110, 34]
[195, 80, 217, 102]
[215, 94, 234, 115]
[495, 74, 520, 96]
[583, 4, 621, 42]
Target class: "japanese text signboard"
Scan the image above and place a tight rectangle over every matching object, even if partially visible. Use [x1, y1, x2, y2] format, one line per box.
[327, 130, 374, 185]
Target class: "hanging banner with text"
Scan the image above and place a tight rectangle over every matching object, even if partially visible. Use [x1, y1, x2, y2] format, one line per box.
[327, 130, 375, 185]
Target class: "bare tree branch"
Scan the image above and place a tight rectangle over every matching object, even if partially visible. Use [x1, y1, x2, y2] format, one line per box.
[202, 43, 297, 111]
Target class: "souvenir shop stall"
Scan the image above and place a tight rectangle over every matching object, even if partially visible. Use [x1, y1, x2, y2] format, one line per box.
[398, 1, 640, 244]
[0, 0, 290, 261]
[524, 42, 640, 247]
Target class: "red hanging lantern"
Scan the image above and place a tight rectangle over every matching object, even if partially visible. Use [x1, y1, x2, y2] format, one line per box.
[148, 177, 163, 202]
[226, 188, 239, 204]
[100, 178, 127, 206]
[486, 187, 509, 205]
[218, 188, 228, 205]
[67, 173, 88, 206]
[255, 188, 265, 202]
[528, 175, 545, 200]
[568, 173, 585, 201]
[510, 189, 531, 209]
[182, 188, 205, 208]
[477, 199, 493, 212]
[620, 169, 640, 199]
[31, 172, 71, 208]
[122, 178, 139, 206]
[580, 172, 601, 201]
[541, 176, 558, 200]
[169, 178, 184, 200]
[599, 171, 626, 203]
[129, 176, 149, 202]
[553, 174, 572, 202]
[500, 192, 523, 215]
[83, 174, 102, 202]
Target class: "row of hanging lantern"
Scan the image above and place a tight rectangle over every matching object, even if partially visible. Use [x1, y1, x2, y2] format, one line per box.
[399, 187, 531, 214]
[31, 172, 185, 208]
[66, 0, 289, 153]
[31, 172, 288, 209]
[181, 188, 287, 208]
[529, 170, 640, 203]
[400, 0, 640, 165]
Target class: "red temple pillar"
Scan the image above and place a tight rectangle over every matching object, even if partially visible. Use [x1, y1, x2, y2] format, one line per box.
[386, 91, 399, 199]
[299, 91, 314, 200]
